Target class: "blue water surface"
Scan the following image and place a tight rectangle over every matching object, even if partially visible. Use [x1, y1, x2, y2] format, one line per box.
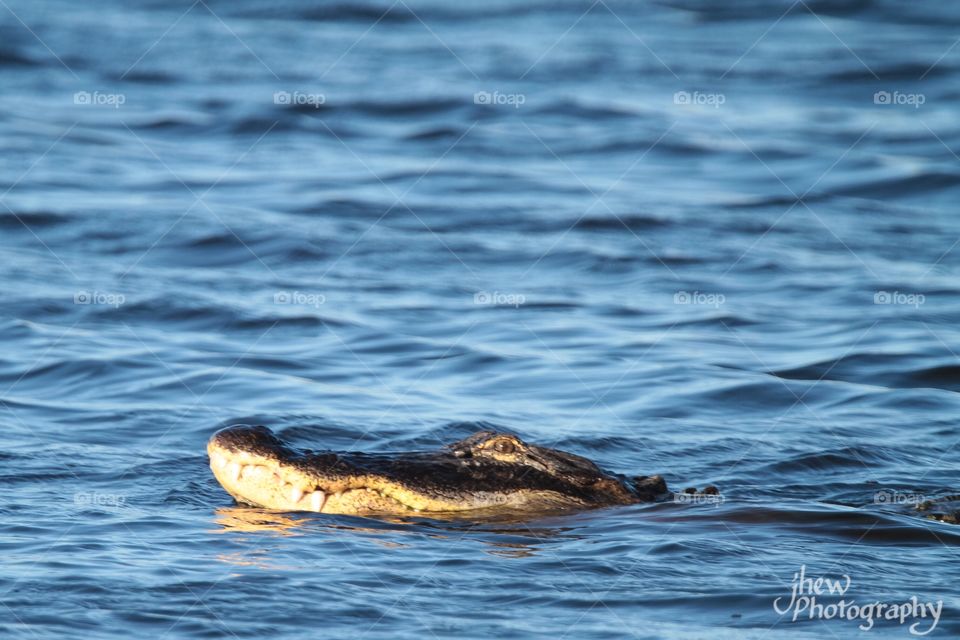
[2, 0, 960, 638]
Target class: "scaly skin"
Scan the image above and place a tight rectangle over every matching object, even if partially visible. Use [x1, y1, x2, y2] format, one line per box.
[916, 495, 960, 524]
[208, 425, 671, 516]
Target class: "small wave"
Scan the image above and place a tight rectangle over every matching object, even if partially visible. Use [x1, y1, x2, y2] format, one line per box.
[830, 171, 960, 199]
[269, 97, 465, 123]
[766, 446, 899, 473]
[231, 314, 351, 330]
[652, 501, 960, 544]
[0, 48, 36, 67]
[405, 125, 469, 141]
[828, 62, 949, 83]
[771, 353, 960, 392]
[909, 365, 960, 391]
[258, 2, 419, 24]
[0, 210, 70, 229]
[574, 213, 672, 232]
[229, 0, 581, 23]
[341, 97, 465, 117]
[289, 196, 394, 218]
[110, 297, 350, 332]
[720, 192, 831, 210]
[132, 112, 213, 131]
[673, 313, 759, 328]
[531, 99, 640, 120]
[121, 70, 179, 84]
[1, 356, 153, 394]
[152, 229, 336, 266]
[225, 116, 302, 135]
[653, 0, 872, 22]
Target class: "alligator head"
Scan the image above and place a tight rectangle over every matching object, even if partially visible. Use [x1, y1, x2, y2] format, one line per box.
[207, 425, 669, 516]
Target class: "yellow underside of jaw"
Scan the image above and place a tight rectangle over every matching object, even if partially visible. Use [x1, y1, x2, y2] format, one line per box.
[208, 443, 487, 514]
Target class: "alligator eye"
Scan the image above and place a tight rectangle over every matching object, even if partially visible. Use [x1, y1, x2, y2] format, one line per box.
[493, 440, 516, 454]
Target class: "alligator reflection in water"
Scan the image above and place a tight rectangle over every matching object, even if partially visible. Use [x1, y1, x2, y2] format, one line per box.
[212, 506, 307, 535]
[211, 505, 585, 560]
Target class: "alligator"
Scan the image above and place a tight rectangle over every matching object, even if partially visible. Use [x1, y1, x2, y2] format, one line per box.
[916, 495, 960, 524]
[207, 424, 711, 516]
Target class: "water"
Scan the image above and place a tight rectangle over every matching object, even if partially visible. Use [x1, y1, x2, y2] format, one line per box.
[2, 0, 960, 637]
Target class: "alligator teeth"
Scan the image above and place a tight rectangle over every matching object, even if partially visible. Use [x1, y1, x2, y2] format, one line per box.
[310, 491, 326, 512]
[211, 454, 226, 469]
[290, 486, 304, 503]
[228, 462, 241, 482]
[242, 465, 256, 478]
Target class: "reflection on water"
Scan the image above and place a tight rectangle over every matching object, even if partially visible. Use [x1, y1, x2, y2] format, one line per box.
[212, 503, 589, 560]
[212, 506, 307, 536]
[481, 543, 539, 559]
[215, 550, 303, 572]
